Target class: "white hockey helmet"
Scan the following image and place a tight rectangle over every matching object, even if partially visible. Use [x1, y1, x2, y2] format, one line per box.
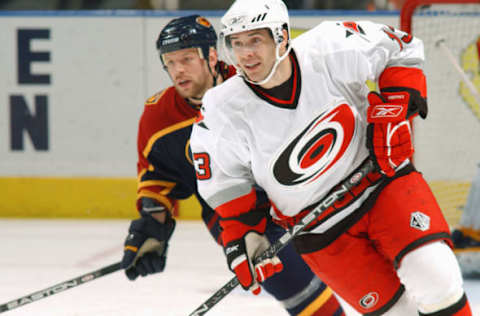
[219, 0, 291, 85]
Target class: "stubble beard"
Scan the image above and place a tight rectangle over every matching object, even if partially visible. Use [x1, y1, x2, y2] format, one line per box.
[186, 74, 212, 101]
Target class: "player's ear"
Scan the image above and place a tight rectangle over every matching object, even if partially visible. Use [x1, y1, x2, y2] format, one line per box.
[279, 28, 289, 52]
[208, 47, 218, 70]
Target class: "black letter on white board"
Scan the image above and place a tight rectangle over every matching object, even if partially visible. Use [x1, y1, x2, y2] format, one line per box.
[10, 95, 49, 151]
[17, 29, 51, 84]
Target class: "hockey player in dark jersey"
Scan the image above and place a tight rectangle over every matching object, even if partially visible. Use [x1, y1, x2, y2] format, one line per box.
[119, 15, 344, 316]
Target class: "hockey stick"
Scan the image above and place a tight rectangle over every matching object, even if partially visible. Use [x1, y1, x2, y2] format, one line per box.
[435, 37, 480, 122]
[188, 159, 376, 316]
[0, 261, 121, 313]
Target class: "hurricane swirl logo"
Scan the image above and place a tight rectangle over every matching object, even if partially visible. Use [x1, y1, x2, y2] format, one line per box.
[359, 292, 379, 309]
[272, 103, 356, 187]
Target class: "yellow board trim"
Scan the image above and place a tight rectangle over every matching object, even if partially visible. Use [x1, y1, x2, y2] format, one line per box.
[177, 193, 203, 220]
[298, 286, 333, 316]
[429, 180, 471, 227]
[1, 178, 470, 225]
[0, 177, 202, 219]
[0, 177, 138, 218]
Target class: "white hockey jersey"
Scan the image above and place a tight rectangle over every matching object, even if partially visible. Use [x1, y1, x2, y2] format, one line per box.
[190, 21, 425, 234]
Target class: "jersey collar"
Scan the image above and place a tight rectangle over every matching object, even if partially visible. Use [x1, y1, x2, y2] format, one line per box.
[246, 50, 302, 109]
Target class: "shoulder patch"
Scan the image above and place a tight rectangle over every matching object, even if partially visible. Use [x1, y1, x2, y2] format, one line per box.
[145, 90, 167, 106]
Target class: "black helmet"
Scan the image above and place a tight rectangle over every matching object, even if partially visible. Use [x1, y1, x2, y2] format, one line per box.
[156, 15, 217, 66]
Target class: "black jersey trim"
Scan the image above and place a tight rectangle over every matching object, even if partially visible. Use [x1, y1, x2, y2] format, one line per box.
[247, 50, 302, 109]
[419, 293, 467, 316]
[393, 232, 452, 269]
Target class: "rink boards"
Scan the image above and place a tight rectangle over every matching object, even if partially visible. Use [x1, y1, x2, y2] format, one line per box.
[0, 10, 477, 220]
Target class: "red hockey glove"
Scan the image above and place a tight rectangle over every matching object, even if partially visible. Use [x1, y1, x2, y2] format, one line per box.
[366, 90, 427, 177]
[221, 212, 283, 295]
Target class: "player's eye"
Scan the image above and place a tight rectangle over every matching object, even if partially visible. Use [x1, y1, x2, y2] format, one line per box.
[251, 37, 261, 44]
[230, 39, 243, 48]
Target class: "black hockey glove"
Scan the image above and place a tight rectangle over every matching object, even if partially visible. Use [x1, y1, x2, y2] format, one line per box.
[121, 211, 176, 280]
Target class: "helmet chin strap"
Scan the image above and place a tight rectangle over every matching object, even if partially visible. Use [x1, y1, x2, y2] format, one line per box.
[241, 43, 291, 86]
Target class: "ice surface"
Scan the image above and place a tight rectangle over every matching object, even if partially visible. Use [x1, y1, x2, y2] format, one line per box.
[0, 219, 478, 316]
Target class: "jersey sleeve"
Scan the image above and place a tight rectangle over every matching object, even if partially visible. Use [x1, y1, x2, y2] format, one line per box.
[357, 21, 426, 95]
[136, 137, 176, 213]
[136, 96, 196, 214]
[311, 21, 426, 97]
[190, 92, 258, 219]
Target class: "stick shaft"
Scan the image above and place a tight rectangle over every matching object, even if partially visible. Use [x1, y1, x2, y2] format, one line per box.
[0, 262, 122, 313]
[188, 159, 375, 316]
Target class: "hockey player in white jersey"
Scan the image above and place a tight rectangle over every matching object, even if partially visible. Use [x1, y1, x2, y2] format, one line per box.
[190, 0, 473, 315]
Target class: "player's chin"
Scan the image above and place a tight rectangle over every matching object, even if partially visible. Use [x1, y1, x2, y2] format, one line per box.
[240, 64, 259, 77]
[175, 85, 192, 98]
[244, 71, 265, 83]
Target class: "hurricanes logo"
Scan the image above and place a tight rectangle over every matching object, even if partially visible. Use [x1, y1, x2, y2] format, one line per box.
[272, 103, 356, 187]
[459, 36, 480, 122]
[359, 292, 379, 309]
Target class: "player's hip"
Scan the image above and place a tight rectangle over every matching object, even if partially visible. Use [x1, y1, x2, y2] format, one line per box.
[292, 165, 451, 260]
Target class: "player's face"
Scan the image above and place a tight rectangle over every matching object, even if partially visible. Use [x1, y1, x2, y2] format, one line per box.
[228, 29, 277, 83]
[162, 48, 213, 100]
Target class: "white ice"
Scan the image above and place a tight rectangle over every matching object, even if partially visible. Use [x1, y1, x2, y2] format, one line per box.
[0, 219, 479, 316]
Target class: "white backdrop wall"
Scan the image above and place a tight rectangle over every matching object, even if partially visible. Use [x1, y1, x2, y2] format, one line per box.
[0, 11, 398, 178]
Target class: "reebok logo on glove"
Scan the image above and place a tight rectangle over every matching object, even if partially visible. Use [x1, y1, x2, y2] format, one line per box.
[366, 90, 416, 177]
[225, 244, 240, 255]
[369, 105, 404, 119]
